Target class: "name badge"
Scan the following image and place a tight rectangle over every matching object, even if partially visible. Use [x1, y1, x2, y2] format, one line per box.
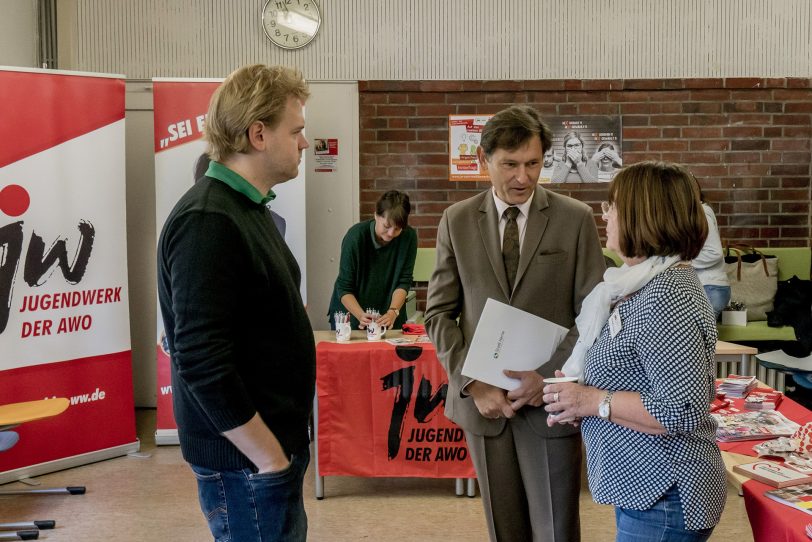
[608, 308, 622, 338]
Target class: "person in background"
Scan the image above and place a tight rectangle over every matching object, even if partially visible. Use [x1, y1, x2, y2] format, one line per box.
[692, 187, 730, 319]
[328, 190, 417, 331]
[158, 64, 314, 542]
[426, 105, 605, 541]
[539, 146, 558, 183]
[587, 142, 623, 182]
[544, 161, 726, 542]
[552, 131, 598, 183]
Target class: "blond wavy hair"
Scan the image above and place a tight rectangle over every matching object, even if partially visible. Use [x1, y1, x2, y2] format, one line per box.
[205, 64, 310, 162]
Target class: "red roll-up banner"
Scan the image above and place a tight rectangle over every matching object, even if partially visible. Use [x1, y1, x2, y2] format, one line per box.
[152, 79, 221, 444]
[152, 78, 308, 444]
[0, 67, 137, 482]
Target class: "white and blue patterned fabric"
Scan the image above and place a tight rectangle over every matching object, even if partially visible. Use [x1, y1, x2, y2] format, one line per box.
[581, 266, 727, 531]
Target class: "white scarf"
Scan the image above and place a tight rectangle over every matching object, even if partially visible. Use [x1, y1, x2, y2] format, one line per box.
[560, 254, 681, 381]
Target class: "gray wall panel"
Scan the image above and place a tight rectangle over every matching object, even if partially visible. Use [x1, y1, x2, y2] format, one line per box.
[70, 0, 812, 80]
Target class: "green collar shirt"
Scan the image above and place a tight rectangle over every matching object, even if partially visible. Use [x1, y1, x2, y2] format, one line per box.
[205, 161, 276, 205]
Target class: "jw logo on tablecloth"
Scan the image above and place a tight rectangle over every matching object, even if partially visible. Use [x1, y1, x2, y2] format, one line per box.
[381, 345, 469, 463]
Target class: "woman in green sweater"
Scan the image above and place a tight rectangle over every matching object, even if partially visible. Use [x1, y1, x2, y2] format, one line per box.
[328, 190, 417, 331]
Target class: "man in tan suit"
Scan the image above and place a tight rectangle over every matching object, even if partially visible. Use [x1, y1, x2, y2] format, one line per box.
[426, 105, 605, 541]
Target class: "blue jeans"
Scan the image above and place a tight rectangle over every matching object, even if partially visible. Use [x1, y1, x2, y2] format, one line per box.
[703, 285, 731, 319]
[615, 485, 713, 542]
[190, 448, 309, 542]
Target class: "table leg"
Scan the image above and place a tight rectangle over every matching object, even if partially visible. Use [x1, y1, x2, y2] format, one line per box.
[455, 478, 463, 496]
[313, 395, 324, 500]
[467, 478, 476, 497]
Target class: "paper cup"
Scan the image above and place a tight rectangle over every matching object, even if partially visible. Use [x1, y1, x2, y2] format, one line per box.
[543, 376, 579, 384]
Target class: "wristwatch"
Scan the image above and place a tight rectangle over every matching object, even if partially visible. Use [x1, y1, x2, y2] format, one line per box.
[598, 391, 614, 420]
[389, 307, 400, 316]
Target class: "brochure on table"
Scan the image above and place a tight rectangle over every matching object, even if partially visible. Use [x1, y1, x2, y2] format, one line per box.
[712, 410, 800, 442]
[733, 460, 812, 488]
[765, 483, 812, 515]
[462, 299, 568, 391]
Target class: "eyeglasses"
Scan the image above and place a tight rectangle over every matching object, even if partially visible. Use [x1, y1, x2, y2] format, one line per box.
[600, 201, 612, 216]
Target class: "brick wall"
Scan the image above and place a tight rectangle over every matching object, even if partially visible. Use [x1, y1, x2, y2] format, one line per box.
[358, 78, 812, 311]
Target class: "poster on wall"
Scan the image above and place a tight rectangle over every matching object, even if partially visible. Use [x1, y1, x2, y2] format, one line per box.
[152, 78, 308, 444]
[542, 116, 623, 183]
[448, 115, 490, 181]
[448, 114, 622, 183]
[0, 67, 138, 482]
[313, 138, 338, 172]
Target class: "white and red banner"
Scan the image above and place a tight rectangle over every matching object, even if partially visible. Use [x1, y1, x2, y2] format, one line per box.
[153, 79, 307, 443]
[0, 67, 137, 480]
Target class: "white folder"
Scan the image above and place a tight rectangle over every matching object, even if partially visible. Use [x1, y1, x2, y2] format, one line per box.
[462, 298, 568, 391]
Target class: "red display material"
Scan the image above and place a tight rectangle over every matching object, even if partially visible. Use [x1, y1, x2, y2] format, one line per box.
[317, 340, 475, 478]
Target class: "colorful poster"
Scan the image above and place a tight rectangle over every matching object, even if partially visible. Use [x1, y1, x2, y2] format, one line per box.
[313, 137, 338, 172]
[449, 114, 622, 184]
[448, 115, 490, 181]
[0, 67, 137, 482]
[153, 79, 308, 444]
[317, 341, 475, 478]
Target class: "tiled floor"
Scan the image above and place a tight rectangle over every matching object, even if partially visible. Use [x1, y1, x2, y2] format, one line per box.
[0, 409, 754, 541]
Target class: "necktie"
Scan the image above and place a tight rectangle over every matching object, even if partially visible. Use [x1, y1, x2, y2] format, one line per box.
[502, 206, 520, 291]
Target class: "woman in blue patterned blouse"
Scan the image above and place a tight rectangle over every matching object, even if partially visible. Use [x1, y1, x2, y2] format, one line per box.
[542, 161, 727, 541]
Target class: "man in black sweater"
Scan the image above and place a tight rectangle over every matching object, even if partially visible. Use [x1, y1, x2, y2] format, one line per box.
[157, 64, 314, 542]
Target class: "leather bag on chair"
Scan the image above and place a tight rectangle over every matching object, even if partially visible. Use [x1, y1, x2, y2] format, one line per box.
[724, 244, 779, 321]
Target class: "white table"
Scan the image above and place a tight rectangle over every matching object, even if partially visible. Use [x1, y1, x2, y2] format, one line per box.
[715, 340, 757, 378]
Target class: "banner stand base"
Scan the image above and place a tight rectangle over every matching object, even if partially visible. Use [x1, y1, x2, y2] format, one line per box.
[155, 429, 179, 446]
[0, 439, 140, 485]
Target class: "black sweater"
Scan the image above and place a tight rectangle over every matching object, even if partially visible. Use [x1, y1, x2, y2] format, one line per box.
[158, 176, 315, 470]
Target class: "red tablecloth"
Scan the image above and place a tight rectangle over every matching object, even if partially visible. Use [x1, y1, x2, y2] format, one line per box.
[743, 478, 812, 541]
[720, 395, 812, 541]
[316, 340, 475, 478]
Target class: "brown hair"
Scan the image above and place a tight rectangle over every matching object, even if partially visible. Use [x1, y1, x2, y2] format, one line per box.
[479, 105, 552, 158]
[205, 64, 310, 162]
[376, 190, 411, 229]
[608, 161, 708, 260]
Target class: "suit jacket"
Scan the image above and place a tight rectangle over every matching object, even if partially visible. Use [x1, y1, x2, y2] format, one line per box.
[426, 187, 605, 437]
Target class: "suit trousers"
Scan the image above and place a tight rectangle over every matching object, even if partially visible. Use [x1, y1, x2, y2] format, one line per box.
[465, 412, 582, 542]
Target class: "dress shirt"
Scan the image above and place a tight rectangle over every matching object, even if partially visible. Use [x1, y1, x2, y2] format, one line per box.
[491, 189, 532, 251]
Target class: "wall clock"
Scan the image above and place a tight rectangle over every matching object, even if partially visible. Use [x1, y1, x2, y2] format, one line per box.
[262, 0, 322, 49]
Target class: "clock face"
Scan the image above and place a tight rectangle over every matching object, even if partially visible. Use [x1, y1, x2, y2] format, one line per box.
[262, 0, 322, 50]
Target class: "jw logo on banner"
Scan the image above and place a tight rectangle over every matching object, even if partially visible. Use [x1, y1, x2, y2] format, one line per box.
[0, 183, 95, 336]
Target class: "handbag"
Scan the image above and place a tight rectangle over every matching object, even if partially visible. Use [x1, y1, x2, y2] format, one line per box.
[724, 244, 779, 321]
